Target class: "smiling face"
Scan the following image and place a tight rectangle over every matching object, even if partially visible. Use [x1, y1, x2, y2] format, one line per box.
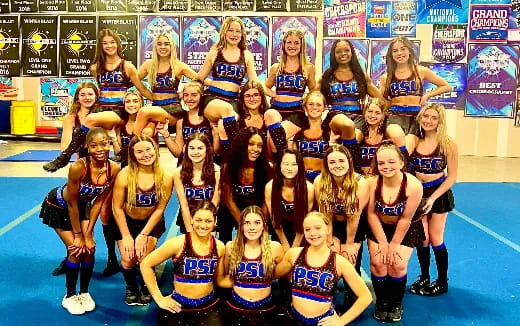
[391, 41, 410, 64]
[155, 35, 171, 58]
[284, 34, 302, 57]
[243, 88, 262, 111]
[192, 209, 216, 237]
[182, 86, 201, 111]
[334, 41, 352, 65]
[376, 147, 404, 178]
[225, 21, 243, 46]
[78, 87, 97, 109]
[242, 212, 264, 242]
[187, 139, 207, 164]
[304, 94, 325, 119]
[133, 140, 156, 167]
[88, 133, 110, 162]
[364, 103, 384, 127]
[303, 214, 328, 246]
[124, 93, 142, 115]
[280, 153, 298, 180]
[327, 150, 349, 178]
[247, 134, 263, 162]
[420, 108, 439, 132]
[102, 36, 117, 56]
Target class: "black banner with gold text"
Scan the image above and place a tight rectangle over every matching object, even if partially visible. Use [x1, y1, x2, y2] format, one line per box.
[21, 15, 58, 76]
[39, 0, 67, 11]
[127, 0, 156, 12]
[10, 0, 38, 12]
[158, 0, 187, 11]
[60, 15, 96, 77]
[97, 0, 126, 11]
[0, 16, 20, 76]
[98, 15, 138, 65]
[0, 0, 10, 13]
[67, 0, 96, 12]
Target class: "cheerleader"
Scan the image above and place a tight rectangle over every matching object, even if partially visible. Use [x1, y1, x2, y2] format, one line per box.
[358, 98, 388, 176]
[264, 29, 317, 154]
[217, 205, 284, 326]
[112, 134, 173, 305]
[367, 141, 425, 322]
[140, 200, 225, 325]
[172, 133, 220, 234]
[39, 128, 120, 315]
[134, 33, 198, 137]
[409, 103, 457, 296]
[275, 211, 372, 325]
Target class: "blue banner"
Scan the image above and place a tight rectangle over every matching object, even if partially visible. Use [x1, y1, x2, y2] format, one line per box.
[469, 5, 509, 42]
[422, 62, 467, 109]
[417, 0, 469, 24]
[367, 1, 392, 38]
[322, 39, 369, 72]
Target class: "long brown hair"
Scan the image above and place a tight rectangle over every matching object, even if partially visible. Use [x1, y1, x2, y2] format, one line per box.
[277, 29, 309, 75]
[370, 140, 406, 176]
[238, 80, 269, 118]
[383, 36, 422, 99]
[92, 29, 124, 77]
[180, 133, 216, 187]
[68, 82, 99, 115]
[213, 16, 247, 51]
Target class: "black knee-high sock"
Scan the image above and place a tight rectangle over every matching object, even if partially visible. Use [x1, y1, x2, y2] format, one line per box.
[121, 266, 139, 291]
[388, 275, 407, 306]
[65, 260, 80, 297]
[267, 122, 287, 153]
[355, 243, 363, 275]
[79, 260, 95, 294]
[44, 126, 89, 172]
[220, 139, 231, 154]
[433, 243, 448, 284]
[371, 274, 388, 303]
[102, 224, 117, 262]
[417, 245, 431, 278]
[222, 116, 239, 143]
[342, 139, 362, 173]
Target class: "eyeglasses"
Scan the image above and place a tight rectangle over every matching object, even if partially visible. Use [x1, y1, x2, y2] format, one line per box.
[244, 93, 261, 100]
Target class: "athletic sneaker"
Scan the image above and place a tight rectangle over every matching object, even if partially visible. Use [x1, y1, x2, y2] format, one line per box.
[410, 276, 430, 294]
[373, 300, 388, 322]
[139, 286, 153, 305]
[386, 303, 403, 322]
[102, 259, 120, 277]
[420, 280, 448, 296]
[62, 295, 86, 315]
[52, 258, 67, 276]
[78, 292, 96, 312]
[125, 287, 143, 306]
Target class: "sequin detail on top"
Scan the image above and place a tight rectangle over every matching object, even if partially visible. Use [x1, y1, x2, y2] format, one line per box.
[74, 158, 113, 204]
[375, 173, 408, 217]
[387, 74, 423, 99]
[233, 253, 271, 289]
[97, 60, 132, 105]
[410, 146, 447, 174]
[360, 138, 382, 168]
[276, 67, 308, 98]
[294, 130, 329, 159]
[291, 247, 339, 303]
[173, 233, 219, 284]
[211, 50, 246, 86]
[326, 76, 361, 105]
[134, 185, 158, 208]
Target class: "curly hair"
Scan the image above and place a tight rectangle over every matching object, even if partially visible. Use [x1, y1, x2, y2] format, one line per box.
[229, 206, 275, 281]
[321, 39, 367, 105]
[180, 132, 216, 187]
[383, 36, 422, 99]
[92, 29, 124, 77]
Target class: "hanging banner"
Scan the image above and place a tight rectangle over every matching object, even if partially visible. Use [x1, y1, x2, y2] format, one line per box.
[39, 0, 67, 11]
[67, 0, 96, 12]
[127, 0, 156, 12]
[432, 24, 467, 62]
[242, 17, 269, 82]
[271, 16, 317, 64]
[59, 16, 96, 77]
[290, 0, 321, 11]
[466, 44, 518, 117]
[322, 39, 369, 72]
[469, 4, 509, 42]
[417, 0, 469, 24]
[370, 39, 420, 87]
[0, 16, 20, 77]
[323, 1, 366, 37]
[21, 16, 58, 76]
[367, 1, 392, 38]
[40, 77, 96, 120]
[515, 89, 520, 126]
[422, 62, 467, 109]
[99, 15, 138, 65]
[158, 0, 187, 11]
[223, 0, 253, 11]
[392, 1, 416, 37]
[97, 0, 126, 11]
[10, 0, 37, 12]
[191, 0, 221, 11]
[181, 16, 222, 73]
[0, 0, 9, 13]
[0, 77, 17, 100]
[508, 0, 520, 42]
[471, 0, 510, 4]
[256, 0, 287, 11]
[139, 16, 180, 67]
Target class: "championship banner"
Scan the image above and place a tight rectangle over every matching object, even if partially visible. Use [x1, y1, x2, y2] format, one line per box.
[322, 39, 369, 72]
[417, 0, 469, 24]
[224, 0, 253, 11]
[139, 16, 180, 67]
[99, 15, 138, 65]
[0, 77, 17, 100]
[97, 0, 126, 12]
[21, 16, 58, 77]
[67, 0, 96, 12]
[0, 0, 9, 13]
[391, 1, 416, 37]
[432, 24, 467, 63]
[40, 77, 96, 120]
[323, 1, 366, 37]
[10, 0, 37, 12]
[39, 0, 67, 11]
[256, 0, 287, 11]
[466, 44, 518, 117]
[370, 39, 420, 87]
[59, 16, 96, 77]
[242, 17, 269, 82]
[367, 1, 392, 38]
[471, 0, 510, 4]
[422, 62, 467, 109]
[290, 0, 322, 11]
[515, 89, 520, 126]
[191, 0, 221, 11]
[469, 5, 509, 42]
[127, 0, 156, 12]
[158, 0, 187, 11]
[181, 16, 222, 73]
[509, 0, 520, 42]
[0, 16, 20, 77]
[271, 16, 316, 64]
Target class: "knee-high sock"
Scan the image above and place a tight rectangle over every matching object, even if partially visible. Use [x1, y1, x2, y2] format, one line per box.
[433, 243, 448, 284]
[417, 245, 431, 278]
[65, 260, 80, 297]
[267, 122, 287, 153]
[44, 126, 89, 172]
[220, 139, 231, 154]
[79, 260, 95, 294]
[388, 275, 407, 305]
[371, 274, 389, 303]
[121, 266, 139, 291]
[222, 116, 239, 143]
[342, 138, 361, 173]
[102, 224, 117, 262]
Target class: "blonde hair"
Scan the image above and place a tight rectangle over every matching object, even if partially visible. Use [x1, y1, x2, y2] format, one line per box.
[304, 211, 331, 226]
[229, 206, 274, 280]
[277, 30, 309, 75]
[318, 144, 359, 222]
[302, 90, 326, 108]
[124, 90, 144, 108]
[125, 135, 165, 209]
[147, 33, 179, 88]
[417, 103, 451, 155]
[213, 16, 247, 51]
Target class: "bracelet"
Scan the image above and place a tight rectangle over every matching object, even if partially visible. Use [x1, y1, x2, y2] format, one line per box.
[73, 231, 82, 234]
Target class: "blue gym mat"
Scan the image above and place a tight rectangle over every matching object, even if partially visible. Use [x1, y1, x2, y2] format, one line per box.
[0, 150, 75, 162]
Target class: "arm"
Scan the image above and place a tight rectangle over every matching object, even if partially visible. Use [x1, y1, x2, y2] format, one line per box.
[159, 119, 183, 157]
[419, 66, 451, 105]
[263, 64, 278, 98]
[274, 247, 297, 279]
[125, 61, 153, 100]
[60, 115, 75, 151]
[306, 63, 317, 91]
[138, 60, 149, 80]
[211, 169, 221, 208]
[343, 177, 369, 264]
[244, 50, 259, 83]
[173, 168, 193, 233]
[366, 74, 387, 104]
[112, 168, 135, 261]
[265, 182, 289, 251]
[222, 165, 243, 223]
[366, 177, 389, 265]
[141, 236, 184, 313]
[423, 141, 458, 214]
[216, 242, 234, 288]
[197, 49, 217, 85]
[292, 181, 314, 248]
[177, 61, 198, 80]
[65, 161, 86, 256]
[378, 73, 387, 96]
[108, 127, 121, 155]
